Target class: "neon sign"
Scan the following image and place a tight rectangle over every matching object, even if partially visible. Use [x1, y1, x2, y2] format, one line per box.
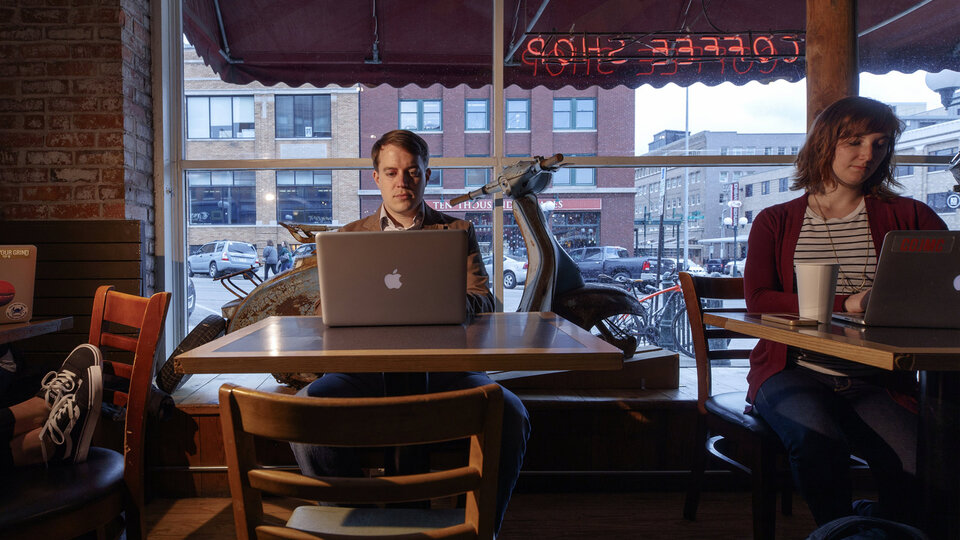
[521, 32, 803, 79]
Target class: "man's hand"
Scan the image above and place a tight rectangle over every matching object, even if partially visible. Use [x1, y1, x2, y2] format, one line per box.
[842, 288, 871, 313]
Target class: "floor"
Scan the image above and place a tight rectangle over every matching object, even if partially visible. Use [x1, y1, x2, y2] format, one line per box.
[144, 490, 820, 539]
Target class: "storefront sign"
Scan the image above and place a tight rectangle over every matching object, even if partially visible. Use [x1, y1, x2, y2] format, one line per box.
[522, 32, 802, 79]
[427, 197, 602, 212]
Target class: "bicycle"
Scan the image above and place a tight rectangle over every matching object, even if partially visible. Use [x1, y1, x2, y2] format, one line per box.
[599, 272, 694, 358]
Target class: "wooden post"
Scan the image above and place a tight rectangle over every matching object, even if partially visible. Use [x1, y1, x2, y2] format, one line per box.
[806, 0, 858, 128]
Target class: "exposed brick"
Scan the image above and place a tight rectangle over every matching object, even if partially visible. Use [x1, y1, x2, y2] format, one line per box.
[24, 115, 43, 129]
[50, 167, 98, 182]
[75, 43, 122, 60]
[48, 96, 98, 112]
[0, 26, 43, 41]
[22, 185, 73, 201]
[77, 149, 122, 165]
[0, 187, 20, 202]
[0, 79, 16, 95]
[74, 185, 97, 200]
[0, 9, 16, 24]
[46, 61, 98, 77]
[0, 115, 21, 129]
[0, 150, 20, 166]
[0, 132, 44, 147]
[98, 96, 122, 112]
[21, 79, 68, 94]
[101, 168, 123, 184]
[74, 113, 122, 129]
[20, 43, 71, 59]
[73, 7, 118, 25]
[98, 185, 120, 200]
[0, 204, 45, 220]
[48, 115, 70, 129]
[51, 202, 101, 219]
[0, 98, 43, 112]
[102, 202, 124, 218]
[46, 26, 94, 41]
[26, 150, 72, 165]
[73, 77, 121, 95]
[98, 131, 121, 147]
[46, 132, 97, 147]
[21, 8, 70, 24]
[98, 26, 121, 41]
[14, 62, 48, 77]
[0, 168, 47, 183]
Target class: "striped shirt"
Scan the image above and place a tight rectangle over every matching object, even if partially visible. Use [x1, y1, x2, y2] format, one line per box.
[793, 199, 879, 377]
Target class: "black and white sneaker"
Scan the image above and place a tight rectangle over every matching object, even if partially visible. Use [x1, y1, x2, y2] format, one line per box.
[38, 343, 103, 408]
[39, 345, 103, 464]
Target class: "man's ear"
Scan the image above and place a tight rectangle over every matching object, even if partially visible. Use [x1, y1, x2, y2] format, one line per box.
[425, 168, 432, 182]
[372, 169, 381, 189]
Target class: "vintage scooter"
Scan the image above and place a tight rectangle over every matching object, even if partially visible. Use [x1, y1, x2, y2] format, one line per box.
[450, 154, 645, 357]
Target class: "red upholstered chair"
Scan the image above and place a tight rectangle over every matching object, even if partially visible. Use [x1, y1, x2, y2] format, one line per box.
[0, 285, 170, 540]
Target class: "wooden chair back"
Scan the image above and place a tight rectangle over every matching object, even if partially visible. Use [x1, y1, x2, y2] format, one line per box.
[220, 382, 504, 540]
[677, 272, 754, 414]
[88, 284, 171, 535]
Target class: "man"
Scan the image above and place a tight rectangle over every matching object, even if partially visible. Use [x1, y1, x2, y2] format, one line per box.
[262, 239, 278, 279]
[292, 130, 530, 535]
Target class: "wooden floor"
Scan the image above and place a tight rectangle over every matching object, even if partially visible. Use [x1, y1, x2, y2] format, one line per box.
[144, 490, 819, 539]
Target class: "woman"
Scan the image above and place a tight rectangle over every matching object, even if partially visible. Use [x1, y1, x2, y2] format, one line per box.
[743, 96, 947, 527]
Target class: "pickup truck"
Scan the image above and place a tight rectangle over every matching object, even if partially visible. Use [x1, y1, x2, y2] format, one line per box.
[566, 246, 675, 281]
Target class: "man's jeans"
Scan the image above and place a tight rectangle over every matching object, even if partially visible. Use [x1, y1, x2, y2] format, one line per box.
[753, 366, 918, 526]
[290, 371, 531, 535]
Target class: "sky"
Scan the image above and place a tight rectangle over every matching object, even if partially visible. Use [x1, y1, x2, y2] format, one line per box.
[634, 71, 944, 155]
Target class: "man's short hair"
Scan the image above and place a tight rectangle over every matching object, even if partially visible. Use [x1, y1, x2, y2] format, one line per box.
[371, 130, 430, 170]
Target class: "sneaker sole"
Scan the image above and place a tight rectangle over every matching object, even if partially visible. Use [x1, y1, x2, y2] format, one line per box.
[74, 358, 103, 464]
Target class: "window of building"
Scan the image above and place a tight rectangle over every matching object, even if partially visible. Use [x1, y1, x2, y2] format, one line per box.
[552, 154, 596, 186]
[928, 147, 958, 171]
[745, 183, 754, 197]
[187, 170, 256, 225]
[276, 170, 333, 224]
[506, 99, 529, 130]
[275, 95, 332, 138]
[465, 99, 488, 131]
[779, 177, 789, 192]
[399, 99, 442, 131]
[186, 96, 254, 139]
[761, 180, 770, 195]
[745, 210, 753, 222]
[778, 146, 786, 155]
[553, 98, 596, 130]
[895, 165, 915, 177]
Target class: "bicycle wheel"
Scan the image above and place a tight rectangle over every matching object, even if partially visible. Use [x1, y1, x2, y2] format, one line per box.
[670, 303, 694, 357]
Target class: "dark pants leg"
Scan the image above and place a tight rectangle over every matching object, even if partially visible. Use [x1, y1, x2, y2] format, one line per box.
[753, 367, 918, 526]
[290, 371, 530, 535]
[0, 406, 14, 472]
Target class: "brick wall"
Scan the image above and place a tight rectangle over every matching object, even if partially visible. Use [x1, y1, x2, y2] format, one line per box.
[0, 0, 156, 290]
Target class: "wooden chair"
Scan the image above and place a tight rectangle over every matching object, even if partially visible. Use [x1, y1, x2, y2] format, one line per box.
[678, 272, 790, 540]
[0, 285, 171, 540]
[220, 382, 504, 540]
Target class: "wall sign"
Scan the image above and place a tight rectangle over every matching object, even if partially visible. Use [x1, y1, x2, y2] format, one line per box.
[427, 198, 602, 212]
[521, 32, 803, 79]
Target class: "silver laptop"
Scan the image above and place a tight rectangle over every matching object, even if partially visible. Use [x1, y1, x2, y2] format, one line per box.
[315, 230, 467, 326]
[832, 230, 960, 328]
[0, 245, 37, 324]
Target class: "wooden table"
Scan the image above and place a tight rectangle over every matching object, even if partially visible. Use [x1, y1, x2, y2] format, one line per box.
[704, 312, 960, 540]
[0, 317, 73, 345]
[174, 312, 623, 375]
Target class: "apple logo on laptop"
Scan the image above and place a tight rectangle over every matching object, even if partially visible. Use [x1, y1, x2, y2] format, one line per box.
[384, 269, 402, 289]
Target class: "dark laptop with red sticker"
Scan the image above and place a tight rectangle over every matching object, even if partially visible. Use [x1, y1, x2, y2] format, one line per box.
[832, 230, 960, 328]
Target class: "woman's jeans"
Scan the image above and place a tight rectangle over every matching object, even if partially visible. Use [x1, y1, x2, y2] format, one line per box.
[290, 371, 531, 535]
[753, 366, 918, 526]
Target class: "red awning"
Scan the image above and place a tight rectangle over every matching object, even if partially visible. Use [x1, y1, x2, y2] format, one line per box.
[182, 0, 960, 89]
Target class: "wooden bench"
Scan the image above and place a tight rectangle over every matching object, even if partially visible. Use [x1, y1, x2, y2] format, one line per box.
[0, 219, 143, 374]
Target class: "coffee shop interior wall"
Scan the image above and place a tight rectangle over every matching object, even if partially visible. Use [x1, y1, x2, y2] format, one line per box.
[0, 0, 157, 293]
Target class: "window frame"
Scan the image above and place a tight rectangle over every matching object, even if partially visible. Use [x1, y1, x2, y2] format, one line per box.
[465, 99, 489, 131]
[275, 94, 333, 139]
[506, 98, 530, 131]
[552, 97, 596, 131]
[186, 95, 255, 140]
[399, 99, 442, 132]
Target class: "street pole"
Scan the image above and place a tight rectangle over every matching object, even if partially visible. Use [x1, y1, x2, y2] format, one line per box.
[732, 224, 739, 277]
[683, 87, 690, 269]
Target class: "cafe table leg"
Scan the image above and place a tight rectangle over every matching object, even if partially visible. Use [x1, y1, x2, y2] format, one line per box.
[918, 371, 960, 539]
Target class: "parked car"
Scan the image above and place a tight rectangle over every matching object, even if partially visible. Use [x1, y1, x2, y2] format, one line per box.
[724, 259, 747, 276]
[187, 276, 196, 317]
[705, 258, 726, 274]
[292, 243, 316, 260]
[567, 246, 674, 282]
[677, 260, 707, 276]
[187, 240, 260, 278]
[482, 254, 528, 289]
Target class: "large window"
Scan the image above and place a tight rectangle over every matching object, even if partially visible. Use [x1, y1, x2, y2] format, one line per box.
[400, 99, 441, 131]
[276, 95, 331, 138]
[552, 154, 596, 186]
[506, 99, 529, 130]
[465, 99, 488, 131]
[187, 170, 256, 225]
[186, 96, 254, 139]
[276, 170, 333, 224]
[553, 98, 596, 130]
[928, 147, 958, 171]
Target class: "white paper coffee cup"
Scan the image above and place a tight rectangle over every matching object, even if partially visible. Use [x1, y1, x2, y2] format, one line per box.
[795, 262, 839, 323]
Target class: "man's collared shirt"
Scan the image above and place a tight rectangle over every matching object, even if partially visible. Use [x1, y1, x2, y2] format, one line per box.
[379, 203, 425, 231]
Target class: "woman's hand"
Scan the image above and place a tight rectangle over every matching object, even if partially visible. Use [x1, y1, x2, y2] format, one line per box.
[842, 288, 871, 313]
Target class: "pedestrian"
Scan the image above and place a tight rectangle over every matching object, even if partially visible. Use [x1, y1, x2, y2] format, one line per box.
[278, 241, 293, 272]
[262, 239, 278, 279]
